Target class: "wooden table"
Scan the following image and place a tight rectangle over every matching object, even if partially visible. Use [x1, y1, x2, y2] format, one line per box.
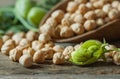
[0, 42, 120, 79]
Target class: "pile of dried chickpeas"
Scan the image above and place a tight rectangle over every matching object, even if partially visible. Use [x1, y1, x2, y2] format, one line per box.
[0, 31, 80, 67]
[40, 0, 120, 38]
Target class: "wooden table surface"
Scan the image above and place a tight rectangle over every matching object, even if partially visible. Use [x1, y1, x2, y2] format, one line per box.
[0, 42, 120, 79]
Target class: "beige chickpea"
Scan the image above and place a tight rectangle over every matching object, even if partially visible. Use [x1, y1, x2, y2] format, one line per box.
[67, 1, 78, 13]
[70, 13, 78, 22]
[19, 55, 33, 67]
[1, 39, 15, 55]
[78, 4, 88, 15]
[74, 0, 87, 4]
[74, 14, 86, 24]
[63, 46, 74, 60]
[51, 10, 64, 23]
[96, 18, 105, 26]
[44, 41, 55, 48]
[102, 4, 112, 13]
[74, 44, 81, 50]
[53, 52, 65, 65]
[40, 24, 55, 37]
[12, 32, 25, 45]
[84, 11, 96, 20]
[53, 26, 61, 38]
[113, 52, 120, 65]
[93, 0, 106, 9]
[84, 20, 97, 31]
[117, 3, 120, 11]
[42, 47, 55, 60]
[26, 31, 38, 42]
[9, 48, 22, 62]
[46, 17, 57, 27]
[0, 39, 3, 48]
[2, 35, 10, 43]
[32, 40, 44, 51]
[70, 23, 85, 35]
[86, 2, 94, 10]
[53, 45, 64, 53]
[64, 13, 71, 19]
[111, 0, 120, 8]
[108, 9, 119, 20]
[95, 9, 106, 18]
[61, 18, 71, 26]
[23, 47, 35, 57]
[33, 50, 45, 63]
[60, 26, 74, 38]
[38, 33, 51, 43]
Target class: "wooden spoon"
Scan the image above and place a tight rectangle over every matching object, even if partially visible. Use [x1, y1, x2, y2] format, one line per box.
[40, 0, 120, 43]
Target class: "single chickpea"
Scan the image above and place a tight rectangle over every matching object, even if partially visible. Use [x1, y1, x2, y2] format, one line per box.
[46, 17, 57, 27]
[93, 0, 106, 9]
[26, 31, 38, 42]
[33, 50, 45, 63]
[53, 45, 64, 53]
[95, 9, 106, 18]
[44, 41, 55, 48]
[96, 18, 105, 26]
[0, 39, 3, 48]
[86, 2, 94, 10]
[111, 0, 120, 8]
[113, 52, 120, 65]
[108, 9, 119, 20]
[19, 39, 31, 50]
[84, 11, 96, 20]
[23, 47, 35, 57]
[66, 1, 78, 13]
[38, 33, 51, 43]
[102, 4, 112, 13]
[74, 14, 86, 24]
[60, 26, 74, 38]
[78, 4, 88, 15]
[63, 46, 74, 60]
[61, 18, 70, 26]
[40, 24, 55, 37]
[53, 26, 61, 38]
[53, 52, 65, 65]
[1, 39, 15, 55]
[84, 20, 97, 31]
[64, 13, 71, 19]
[19, 55, 33, 67]
[70, 23, 85, 35]
[12, 32, 25, 45]
[32, 40, 44, 51]
[74, 0, 87, 4]
[42, 47, 55, 60]
[9, 48, 22, 62]
[70, 13, 78, 22]
[51, 10, 64, 23]
[2, 35, 10, 43]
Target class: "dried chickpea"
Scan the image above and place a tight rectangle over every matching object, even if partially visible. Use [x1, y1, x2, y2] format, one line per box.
[32, 40, 44, 51]
[70, 13, 78, 22]
[74, 44, 81, 50]
[63, 46, 74, 60]
[53, 26, 61, 38]
[53, 45, 64, 53]
[38, 33, 51, 43]
[26, 31, 38, 42]
[61, 18, 71, 26]
[86, 2, 94, 10]
[96, 18, 105, 26]
[84, 20, 97, 31]
[2, 35, 10, 43]
[70, 23, 85, 35]
[0, 39, 3, 48]
[23, 47, 35, 57]
[33, 50, 45, 63]
[51, 10, 64, 23]
[93, 0, 106, 9]
[102, 4, 112, 13]
[44, 41, 55, 48]
[78, 4, 88, 15]
[46, 17, 57, 27]
[74, 0, 87, 4]
[117, 3, 120, 11]
[60, 26, 74, 38]
[12, 32, 25, 45]
[95, 9, 106, 18]
[74, 14, 86, 24]
[19, 55, 33, 67]
[1, 39, 15, 55]
[113, 51, 120, 65]
[9, 48, 22, 62]
[67, 1, 78, 13]
[111, 0, 120, 8]
[53, 52, 65, 65]
[84, 11, 96, 20]
[108, 9, 119, 20]
[42, 47, 55, 60]
[64, 13, 71, 19]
